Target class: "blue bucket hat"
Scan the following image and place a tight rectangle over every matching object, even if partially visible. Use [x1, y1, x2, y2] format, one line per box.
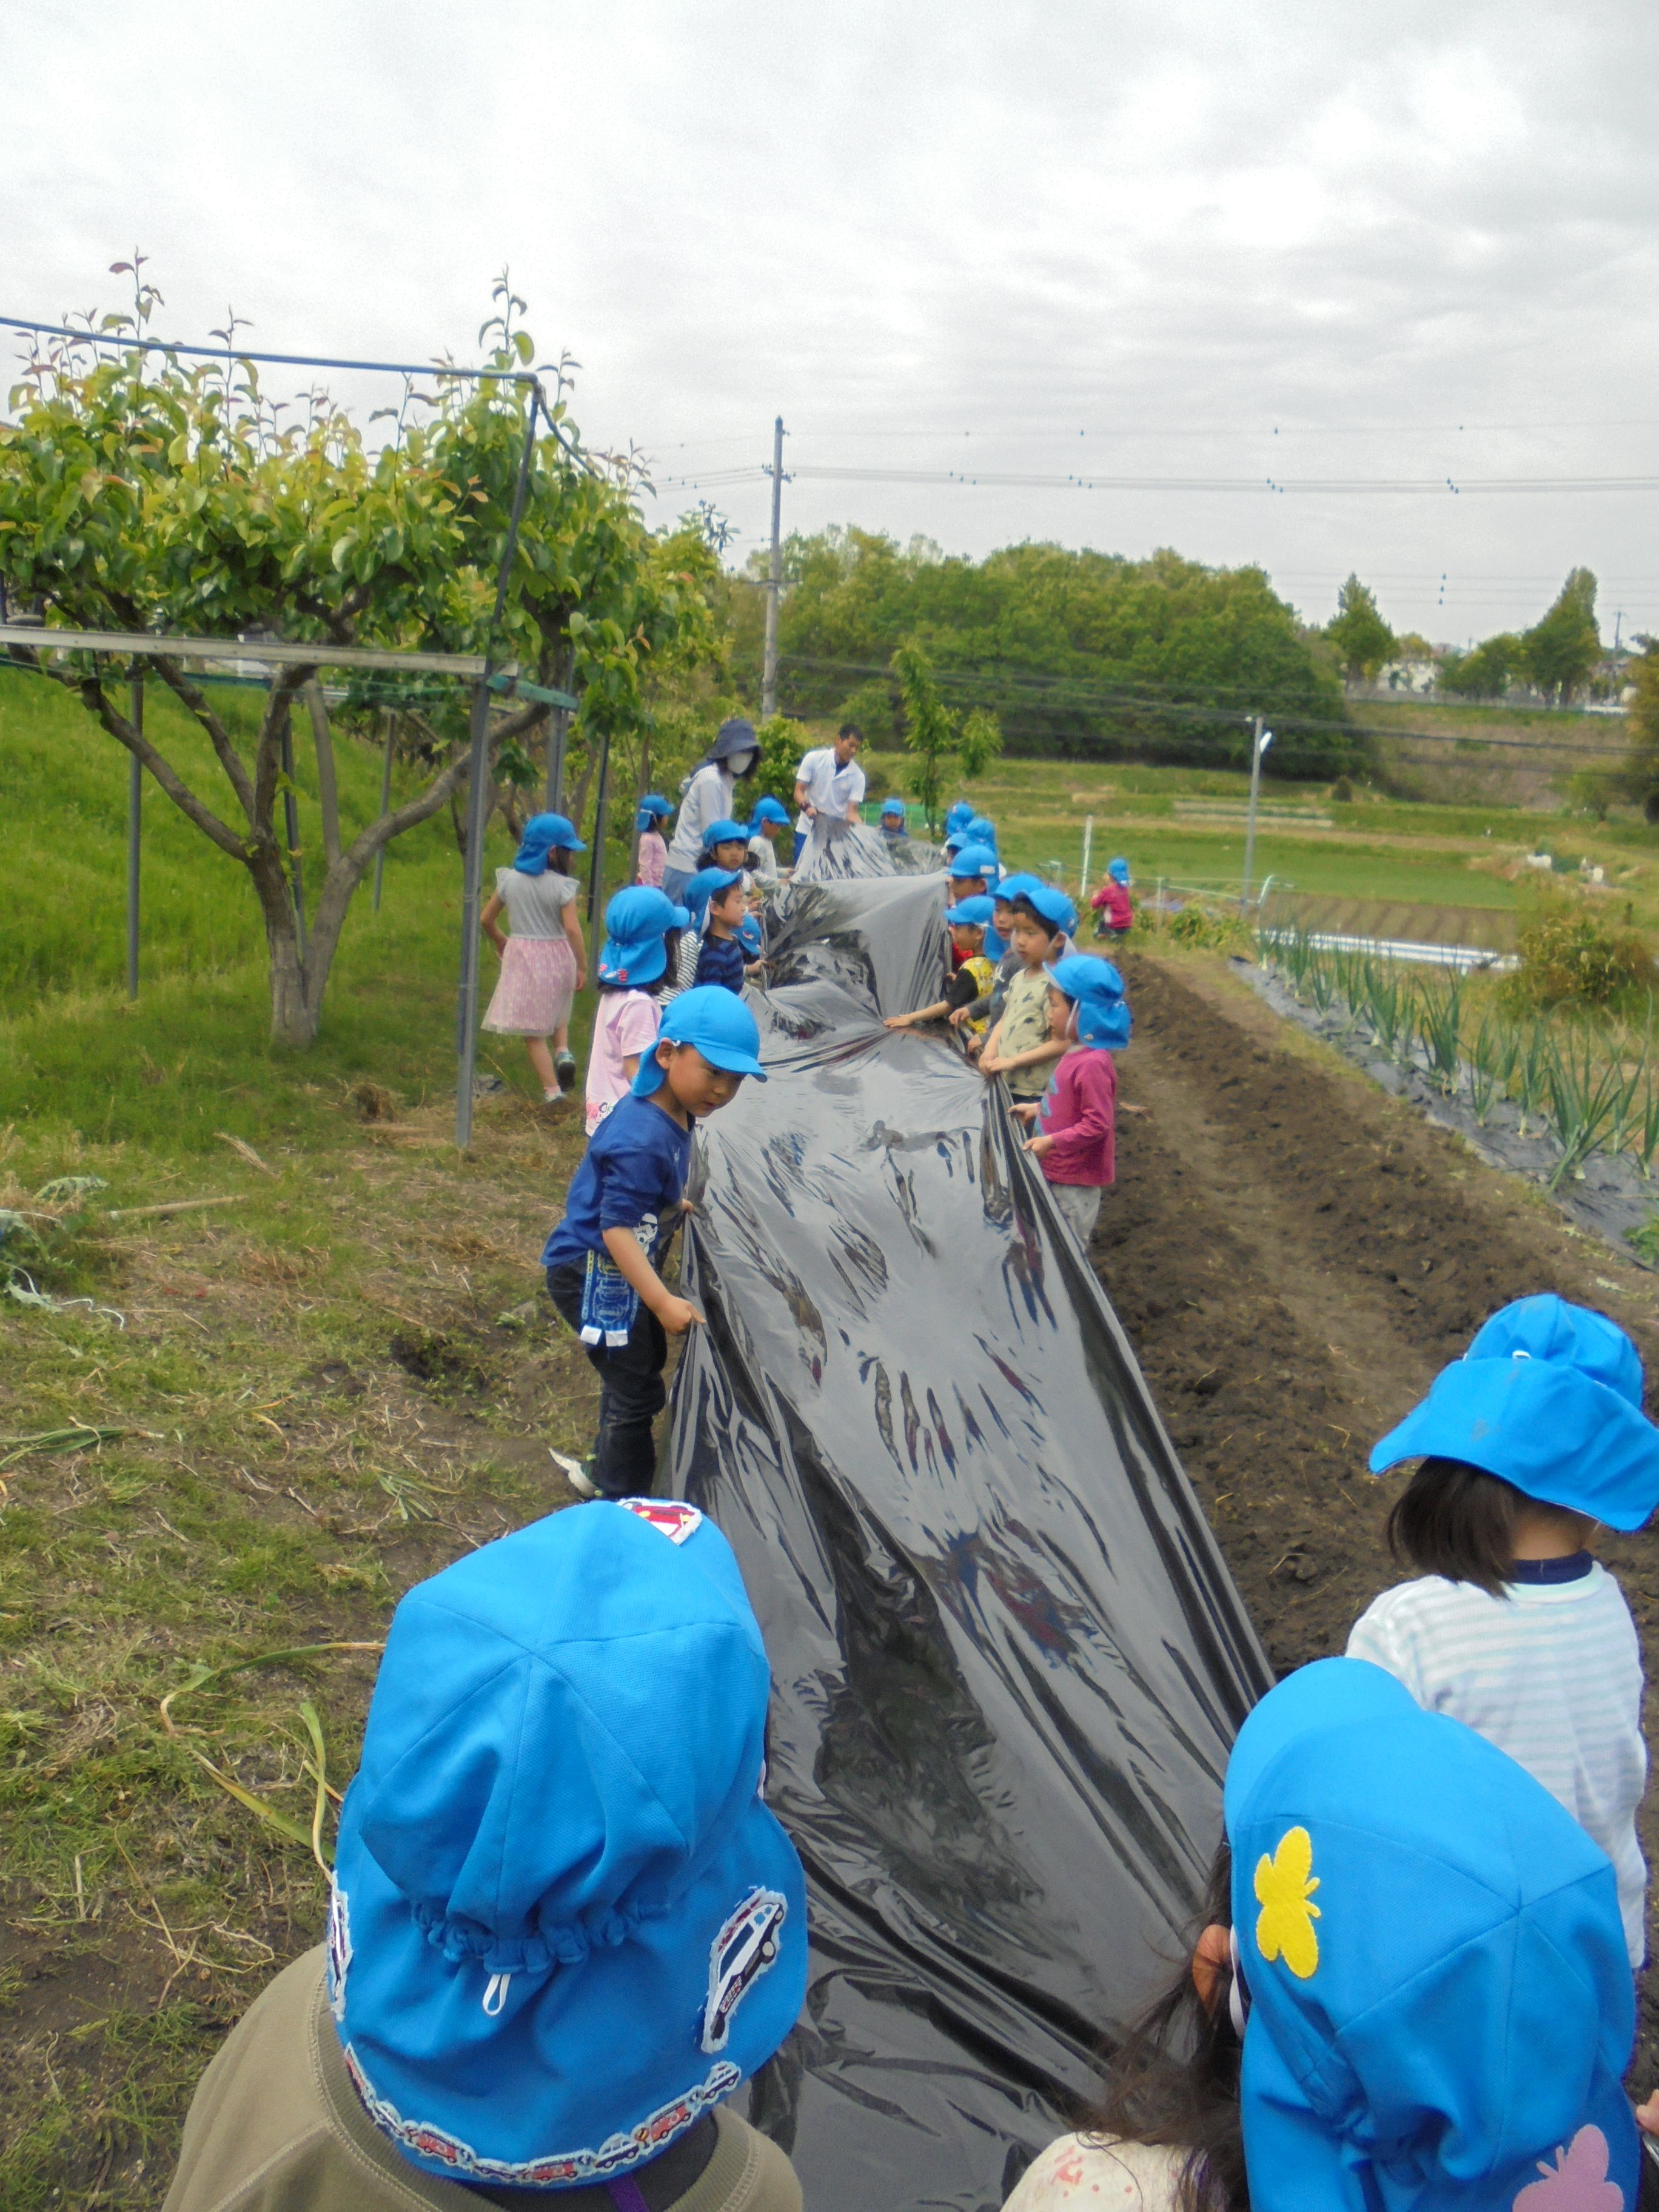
[700, 818, 749, 853]
[946, 896, 996, 932]
[637, 793, 673, 822]
[736, 914, 763, 959]
[1368, 1294, 1659, 1529]
[1107, 856, 1130, 885]
[1224, 1657, 1637, 2212]
[632, 986, 768, 1100]
[327, 1501, 807, 2190]
[598, 886, 690, 990]
[748, 797, 790, 830]
[880, 796, 907, 819]
[947, 844, 997, 881]
[944, 800, 976, 836]
[512, 813, 586, 873]
[1011, 883, 1078, 936]
[1047, 953, 1131, 1050]
[965, 814, 998, 847]
[994, 871, 1043, 906]
[683, 865, 744, 929]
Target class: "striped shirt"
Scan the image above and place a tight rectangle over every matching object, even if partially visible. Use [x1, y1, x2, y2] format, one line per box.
[1347, 1560, 1646, 1965]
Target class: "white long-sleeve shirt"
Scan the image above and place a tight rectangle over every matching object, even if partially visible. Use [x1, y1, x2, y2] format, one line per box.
[666, 762, 736, 871]
[1347, 1560, 1647, 1965]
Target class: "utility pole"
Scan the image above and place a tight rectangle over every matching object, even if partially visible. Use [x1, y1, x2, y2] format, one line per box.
[761, 415, 784, 719]
[1241, 716, 1272, 913]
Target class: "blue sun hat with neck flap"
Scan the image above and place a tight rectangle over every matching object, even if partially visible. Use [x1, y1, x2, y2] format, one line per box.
[632, 986, 768, 1100]
[1047, 953, 1130, 1050]
[328, 1501, 806, 2191]
[1368, 1293, 1659, 1529]
[944, 800, 975, 836]
[1224, 1657, 1637, 2212]
[1107, 856, 1130, 885]
[597, 886, 689, 990]
[512, 813, 586, 873]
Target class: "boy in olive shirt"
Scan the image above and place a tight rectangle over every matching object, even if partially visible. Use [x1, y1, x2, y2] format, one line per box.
[979, 885, 1077, 1102]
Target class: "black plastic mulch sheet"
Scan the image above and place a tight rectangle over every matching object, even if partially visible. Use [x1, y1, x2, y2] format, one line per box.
[667, 872, 1270, 2211]
[793, 818, 946, 882]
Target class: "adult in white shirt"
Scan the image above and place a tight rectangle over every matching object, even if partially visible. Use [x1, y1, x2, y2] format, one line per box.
[793, 724, 865, 863]
[663, 719, 761, 903]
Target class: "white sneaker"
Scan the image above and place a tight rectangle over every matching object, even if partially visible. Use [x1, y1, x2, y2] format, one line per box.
[548, 1449, 600, 1499]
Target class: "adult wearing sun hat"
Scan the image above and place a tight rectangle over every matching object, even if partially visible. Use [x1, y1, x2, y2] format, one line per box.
[1224, 1655, 1640, 2212]
[161, 1502, 806, 2211]
[480, 811, 589, 1102]
[665, 720, 763, 905]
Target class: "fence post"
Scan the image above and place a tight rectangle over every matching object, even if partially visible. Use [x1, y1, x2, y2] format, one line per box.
[373, 708, 394, 912]
[1079, 814, 1094, 906]
[278, 698, 307, 956]
[127, 670, 143, 998]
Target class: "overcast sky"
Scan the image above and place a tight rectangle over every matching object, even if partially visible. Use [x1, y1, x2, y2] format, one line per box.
[6, 0, 1657, 645]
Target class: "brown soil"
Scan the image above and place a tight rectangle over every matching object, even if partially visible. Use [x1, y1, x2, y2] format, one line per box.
[1093, 951, 1659, 2083]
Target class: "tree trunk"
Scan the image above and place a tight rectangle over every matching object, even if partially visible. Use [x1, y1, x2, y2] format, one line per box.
[250, 846, 320, 1047]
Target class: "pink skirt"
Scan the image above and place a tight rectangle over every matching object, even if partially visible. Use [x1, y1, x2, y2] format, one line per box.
[482, 936, 577, 1036]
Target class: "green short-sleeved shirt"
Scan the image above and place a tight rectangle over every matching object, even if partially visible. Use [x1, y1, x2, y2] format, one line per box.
[998, 965, 1057, 1096]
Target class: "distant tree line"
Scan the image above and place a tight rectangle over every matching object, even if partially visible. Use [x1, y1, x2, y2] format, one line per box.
[725, 528, 1359, 780]
[1324, 568, 1609, 708]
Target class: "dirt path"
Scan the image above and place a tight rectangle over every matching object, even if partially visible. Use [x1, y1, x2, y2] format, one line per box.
[1093, 950, 1659, 2082]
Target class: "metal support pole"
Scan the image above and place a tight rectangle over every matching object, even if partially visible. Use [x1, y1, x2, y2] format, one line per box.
[1079, 813, 1094, 907]
[760, 415, 783, 719]
[456, 388, 542, 1150]
[586, 733, 612, 937]
[126, 671, 143, 999]
[546, 707, 569, 811]
[1241, 716, 1264, 914]
[373, 708, 394, 911]
[279, 699, 307, 956]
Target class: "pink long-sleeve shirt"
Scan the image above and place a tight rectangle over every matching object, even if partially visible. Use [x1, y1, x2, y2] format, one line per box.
[635, 830, 668, 888]
[1035, 1046, 1116, 1187]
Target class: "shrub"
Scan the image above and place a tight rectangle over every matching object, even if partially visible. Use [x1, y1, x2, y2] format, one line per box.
[1501, 890, 1654, 1013]
[1330, 775, 1354, 803]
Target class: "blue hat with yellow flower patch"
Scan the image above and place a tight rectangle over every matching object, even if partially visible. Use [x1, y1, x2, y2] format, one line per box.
[1224, 1657, 1637, 2212]
[1368, 1293, 1659, 1530]
[328, 1501, 805, 2190]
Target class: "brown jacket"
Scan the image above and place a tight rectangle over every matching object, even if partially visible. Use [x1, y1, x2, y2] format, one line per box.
[162, 1947, 802, 2212]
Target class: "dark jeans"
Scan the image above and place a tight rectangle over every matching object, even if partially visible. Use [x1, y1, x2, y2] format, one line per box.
[547, 1262, 668, 1498]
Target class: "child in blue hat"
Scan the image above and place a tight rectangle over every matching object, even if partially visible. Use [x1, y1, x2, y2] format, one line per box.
[1349, 1294, 1659, 1968]
[634, 793, 674, 888]
[744, 796, 791, 885]
[697, 817, 752, 877]
[883, 897, 998, 1036]
[480, 813, 588, 1102]
[1011, 953, 1133, 1249]
[586, 885, 689, 1138]
[878, 796, 910, 844]
[946, 843, 998, 908]
[667, 869, 757, 1000]
[1090, 857, 1134, 940]
[543, 988, 768, 1499]
[979, 885, 1079, 1105]
[163, 1503, 806, 2211]
[951, 873, 1050, 1049]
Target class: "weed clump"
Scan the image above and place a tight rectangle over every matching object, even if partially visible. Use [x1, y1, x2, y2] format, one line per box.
[1500, 890, 1654, 1014]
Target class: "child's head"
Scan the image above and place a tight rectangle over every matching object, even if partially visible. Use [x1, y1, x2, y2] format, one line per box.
[634, 985, 768, 1116]
[1369, 1293, 1659, 1588]
[1224, 1657, 1639, 2212]
[513, 811, 586, 877]
[1045, 953, 1131, 1050]
[947, 844, 996, 901]
[947, 894, 994, 957]
[700, 817, 750, 873]
[634, 792, 673, 836]
[1009, 885, 1076, 967]
[1107, 856, 1130, 886]
[686, 865, 745, 935]
[596, 885, 689, 994]
[706, 880, 748, 934]
[749, 796, 790, 843]
[327, 1501, 806, 2190]
[880, 797, 906, 827]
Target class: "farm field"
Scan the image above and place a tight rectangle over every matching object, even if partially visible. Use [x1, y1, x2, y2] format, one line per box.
[8, 672, 1659, 2202]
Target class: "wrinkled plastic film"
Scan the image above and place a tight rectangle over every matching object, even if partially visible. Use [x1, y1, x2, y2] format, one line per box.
[668, 871, 1270, 2211]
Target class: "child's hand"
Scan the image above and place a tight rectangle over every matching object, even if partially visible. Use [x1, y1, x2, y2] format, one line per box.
[979, 1053, 1002, 1076]
[1121, 1100, 1150, 1119]
[965, 1034, 985, 1060]
[1637, 2091, 1659, 2137]
[1011, 1101, 1039, 1122]
[1024, 1134, 1055, 1159]
[656, 1295, 705, 1335]
[883, 1013, 913, 1030]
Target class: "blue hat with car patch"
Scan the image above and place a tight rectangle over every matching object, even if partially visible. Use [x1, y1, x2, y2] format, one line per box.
[748, 797, 790, 830]
[597, 886, 689, 990]
[1368, 1294, 1659, 1529]
[1225, 1657, 1637, 2212]
[632, 986, 768, 1100]
[946, 896, 996, 931]
[327, 1500, 806, 2190]
[1047, 953, 1130, 1050]
[512, 814, 586, 871]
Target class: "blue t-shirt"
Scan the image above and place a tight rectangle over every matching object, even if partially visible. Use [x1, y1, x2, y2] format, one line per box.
[692, 931, 747, 995]
[542, 1093, 694, 1273]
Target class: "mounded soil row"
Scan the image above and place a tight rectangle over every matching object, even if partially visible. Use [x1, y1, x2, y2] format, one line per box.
[1091, 951, 1659, 2082]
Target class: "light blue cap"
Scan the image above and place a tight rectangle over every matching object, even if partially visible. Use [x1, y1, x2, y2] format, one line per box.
[1368, 1294, 1659, 1528]
[947, 844, 997, 880]
[943, 801, 976, 835]
[880, 796, 906, 817]
[512, 813, 586, 871]
[1046, 953, 1130, 1049]
[637, 793, 674, 819]
[1107, 857, 1130, 883]
[683, 866, 744, 928]
[748, 797, 790, 828]
[1225, 1657, 1637, 2212]
[700, 819, 749, 851]
[1010, 882, 1078, 935]
[632, 986, 768, 1098]
[946, 896, 995, 930]
[994, 872, 1044, 905]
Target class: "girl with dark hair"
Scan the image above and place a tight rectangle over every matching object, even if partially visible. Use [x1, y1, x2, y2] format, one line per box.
[480, 813, 588, 1101]
[1003, 1843, 1244, 2212]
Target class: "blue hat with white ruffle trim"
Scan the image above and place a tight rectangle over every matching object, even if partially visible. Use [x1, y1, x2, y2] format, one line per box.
[328, 1501, 805, 2188]
[1369, 1294, 1659, 1529]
